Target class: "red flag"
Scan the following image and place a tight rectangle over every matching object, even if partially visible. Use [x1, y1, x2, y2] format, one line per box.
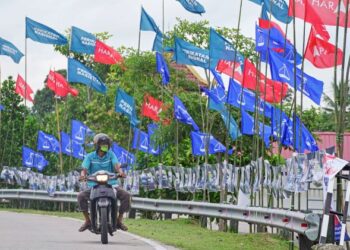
[15, 74, 34, 102]
[311, 24, 330, 41]
[47, 71, 79, 97]
[243, 59, 288, 103]
[94, 40, 123, 65]
[141, 94, 164, 122]
[304, 29, 344, 68]
[289, 0, 350, 27]
[216, 60, 243, 83]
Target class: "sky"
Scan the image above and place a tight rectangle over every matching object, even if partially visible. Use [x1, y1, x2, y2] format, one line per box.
[0, 0, 349, 109]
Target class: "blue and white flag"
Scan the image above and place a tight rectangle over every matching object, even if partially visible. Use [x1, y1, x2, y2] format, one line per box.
[23, 146, 48, 171]
[153, 33, 163, 53]
[209, 28, 244, 68]
[173, 37, 209, 69]
[67, 58, 107, 94]
[156, 52, 170, 85]
[0, 37, 24, 63]
[140, 7, 161, 34]
[132, 128, 149, 153]
[271, 107, 290, 139]
[71, 120, 86, 144]
[269, 50, 324, 105]
[176, 0, 205, 15]
[70, 26, 96, 54]
[227, 78, 256, 112]
[211, 70, 225, 89]
[190, 131, 231, 156]
[60, 132, 73, 156]
[35, 152, 48, 171]
[72, 140, 86, 160]
[174, 95, 199, 131]
[26, 17, 67, 45]
[201, 85, 226, 104]
[148, 123, 161, 155]
[37, 131, 60, 153]
[112, 143, 136, 166]
[248, 0, 292, 24]
[115, 88, 139, 126]
[241, 111, 271, 147]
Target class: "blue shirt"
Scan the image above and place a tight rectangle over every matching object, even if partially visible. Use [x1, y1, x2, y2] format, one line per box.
[82, 150, 119, 187]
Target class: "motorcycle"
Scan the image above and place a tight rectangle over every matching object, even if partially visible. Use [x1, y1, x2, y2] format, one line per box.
[85, 170, 120, 244]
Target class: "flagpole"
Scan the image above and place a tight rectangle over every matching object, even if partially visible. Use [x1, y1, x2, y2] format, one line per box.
[138, 7, 142, 55]
[0, 63, 2, 150]
[23, 24, 28, 146]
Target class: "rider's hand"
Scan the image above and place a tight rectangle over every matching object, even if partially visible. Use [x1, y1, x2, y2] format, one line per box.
[79, 175, 87, 181]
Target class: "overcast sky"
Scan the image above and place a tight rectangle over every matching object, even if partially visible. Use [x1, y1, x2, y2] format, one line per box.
[0, 0, 349, 109]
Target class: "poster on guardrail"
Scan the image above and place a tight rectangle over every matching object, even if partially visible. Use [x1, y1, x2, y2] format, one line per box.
[323, 153, 348, 179]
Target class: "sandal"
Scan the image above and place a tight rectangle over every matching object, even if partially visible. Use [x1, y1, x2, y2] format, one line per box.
[78, 222, 91, 232]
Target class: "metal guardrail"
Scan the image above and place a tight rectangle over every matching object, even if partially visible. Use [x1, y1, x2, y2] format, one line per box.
[0, 189, 320, 241]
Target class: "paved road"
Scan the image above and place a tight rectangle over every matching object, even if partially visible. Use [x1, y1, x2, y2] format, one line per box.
[0, 211, 177, 250]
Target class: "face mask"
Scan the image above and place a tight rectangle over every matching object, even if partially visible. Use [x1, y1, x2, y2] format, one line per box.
[100, 145, 109, 152]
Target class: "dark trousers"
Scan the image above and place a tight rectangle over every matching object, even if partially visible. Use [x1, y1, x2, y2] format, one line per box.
[77, 186, 131, 214]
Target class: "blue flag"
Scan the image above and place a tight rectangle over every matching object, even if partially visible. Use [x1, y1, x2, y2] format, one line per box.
[148, 123, 161, 155]
[140, 7, 161, 34]
[115, 88, 139, 126]
[112, 143, 135, 166]
[177, 0, 205, 15]
[201, 85, 226, 104]
[209, 28, 244, 68]
[34, 152, 48, 171]
[71, 120, 87, 144]
[60, 132, 73, 156]
[70, 26, 96, 54]
[0, 104, 4, 111]
[23, 146, 48, 171]
[271, 107, 290, 139]
[190, 131, 232, 156]
[248, 0, 292, 24]
[211, 70, 225, 89]
[25, 17, 67, 45]
[67, 58, 107, 94]
[269, 50, 324, 105]
[153, 33, 163, 52]
[156, 52, 170, 85]
[241, 111, 271, 147]
[173, 37, 209, 69]
[132, 128, 149, 153]
[227, 78, 256, 112]
[72, 140, 86, 160]
[37, 131, 60, 153]
[0, 37, 24, 63]
[174, 95, 199, 131]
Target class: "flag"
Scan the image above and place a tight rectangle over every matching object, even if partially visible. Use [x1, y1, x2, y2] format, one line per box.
[243, 59, 288, 103]
[22, 146, 48, 171]
[112, 142, 135, 166]
[271, 107, 290, 139]
[115, 88, 139, 126]
[209, 28, 244, 69]
[241, 111, 271, 147]
[248, 0, 292, 23]
[0, 37, 24, 63]
[156, 52, 170, 85]
[25, 17, 67, 45]
[269, 50, 324, 105]
[201, 85, 226, 104]
[211, 70, 225, 89]
[289, 0, 350, 27]
[132, 128, 149, 153]
[67, 58, 107, 94]
[148, 123, 161, 155]
[72, 140, 86, 160]
[176, 0, 205, 15]
[259, 18, 286, 37]
[47, 70, 79, 97]
[190, 131, 232, 156]
[94, 40, 123, 65]
[173, 37, 209, 69]
[60, 132, 73, 156]
[305, 29, 343, 68]
[15, 74, 34, 102]
[140, 7, 161, 34]
[153, 33, 163, 52]
[70, 26, 96, 54]
[311, 24, 330, 42]
[141, 94, 164, 121]
[216, 60, 243, 83]
[71, 120, 87, 144]
[37, 131, 60, 153]
[174, 95, 199, 131]
[227, 78, 256, 112]
[0, 105, 4, 111]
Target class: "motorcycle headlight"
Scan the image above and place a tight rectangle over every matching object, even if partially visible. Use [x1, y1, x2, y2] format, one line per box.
[96, 174, 108, 182]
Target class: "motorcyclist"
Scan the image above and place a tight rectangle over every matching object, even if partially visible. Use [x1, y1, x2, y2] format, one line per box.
[77, 133, 131, 233]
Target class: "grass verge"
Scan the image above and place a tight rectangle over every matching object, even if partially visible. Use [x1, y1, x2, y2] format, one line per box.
[0, 208, 293, 250]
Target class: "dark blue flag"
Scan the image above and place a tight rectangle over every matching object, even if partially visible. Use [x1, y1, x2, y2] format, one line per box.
[190, 131, 232, 156]
[26, 17, 67, 45]
[112, 143, 135, 166]
[177, 0, 205, 15]
[115, 88, 139, 126]
[174, 95, 199, 131]
[132, 128, 149, 153]
[67, 58, 107, 94]
[71, 120, 86, 144]
[227, 78, 256, 112]
[209, 28, 244, 68]
[35, 152, 48, 171]
[269, 50, 324, 105]
[0, 37, 24, 63]
[140, 7, 161, 34]
[173, 37, 209, 69]
[201, 85, 226, 104]
[156, 52, 170, 85]
[70, 26, 96, 54]
[271, 107, 290, 139]
[23, 147, 48, 171]
[37, 131, 60, 153]
[60, 132, 72, 156]
[211, 70, 225, 89]
[72, 140, 86, 160]
[241, 111, 271, 147]
[0, 104, 4, 111]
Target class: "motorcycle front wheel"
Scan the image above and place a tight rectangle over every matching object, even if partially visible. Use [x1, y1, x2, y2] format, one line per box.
[100, 207, 108, 244]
